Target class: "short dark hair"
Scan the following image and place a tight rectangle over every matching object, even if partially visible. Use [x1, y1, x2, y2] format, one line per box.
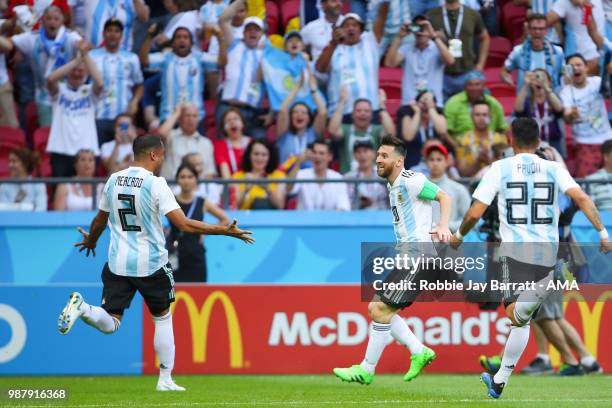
[242, 139, 279, 174]
[133, 135, 163, 159]
[511, 117, 540, 149]
[471, 100, 490, 112]
[379, 135, 406, 157]
[172, 27, 193, 44]
[114, 112, 132, 127]
[566, 53, 587, 65]
[353, 98, 372, 111]
[175, 162, 198, 180]
[602, 139, 612, 155]
[311, 138, 332, 154]
[527, 13, 547, 24]
[103, 17, 124, 32]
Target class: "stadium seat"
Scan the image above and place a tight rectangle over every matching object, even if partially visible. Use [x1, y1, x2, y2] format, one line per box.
[205, 100, 217, 132]
[265, 0, 280, 35]
[485, 37, 513, 68]
[280, 0, 300, 32]
[32, 127, 52, 178]
[495, 96, 517, 116]
[25, 101, 39, 144]
[0, 127, 26, 177]
[487, 82, 516, 98]
[501, 2, 527, 45]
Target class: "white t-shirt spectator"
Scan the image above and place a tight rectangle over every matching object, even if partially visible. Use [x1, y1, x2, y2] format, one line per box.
[301, 16, 333, 62]
[292, 168, 351, 211]
[399, 41, 445, 106]
[552, 0, 605, 60]
[47, 82, 100, 156]
[160, 129, 216, 180]
[163, 11, 201, 42]
[560, 76, 612, 144]
[100, 140, 133, 164]
[208, 23, 243, 57]
[0, 179, 47, 211]
[327, 31, 381, 116]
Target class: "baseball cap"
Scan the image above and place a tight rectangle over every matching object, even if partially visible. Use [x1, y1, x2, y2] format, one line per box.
[284, 30, 302, 42]
[339, 13, 365, 28]
[244, 16, 264, 31]
[425, 143, 449, 158]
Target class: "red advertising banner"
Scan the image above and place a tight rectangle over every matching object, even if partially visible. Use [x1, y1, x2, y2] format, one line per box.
[142, 286, 612, 374]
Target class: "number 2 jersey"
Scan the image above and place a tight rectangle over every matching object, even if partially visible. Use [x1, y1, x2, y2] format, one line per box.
[473, 153, 580, 267]
[99, 167, 180, 277]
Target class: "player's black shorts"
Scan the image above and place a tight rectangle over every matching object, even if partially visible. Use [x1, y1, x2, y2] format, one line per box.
[101, 262, 176, 314]
[377, 261, 458, 310]
[500, 256, 553, 307]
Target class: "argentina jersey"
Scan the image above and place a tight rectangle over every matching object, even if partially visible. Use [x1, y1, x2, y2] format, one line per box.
[472, 153, 580, 267]
[221, 39, 264, 107]
[388, 170, 438, 245]
[84, 0, 136, 50]
[99, 167, 180, 277]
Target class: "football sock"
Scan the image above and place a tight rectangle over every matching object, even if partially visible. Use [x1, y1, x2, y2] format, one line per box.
[80, 302, 119, 334]
[494, 325, 530, 385]
[360, 322, 391, 374]
[536, 353, 550, 363]
[581, 356, 596, 366]
[390, 314, 424, 355]
[153, 311, 175, 381]
[513, 274, 553, 325]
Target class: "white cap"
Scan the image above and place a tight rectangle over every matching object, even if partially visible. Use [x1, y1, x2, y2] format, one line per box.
[338, 13, 364, 27]
[243, 16, 264, 31]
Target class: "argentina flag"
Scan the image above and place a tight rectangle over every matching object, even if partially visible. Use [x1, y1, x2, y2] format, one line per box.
[261, 43, 325, 111]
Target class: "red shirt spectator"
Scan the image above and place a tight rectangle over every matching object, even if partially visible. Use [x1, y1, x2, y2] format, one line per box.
[214, 108, 252, 178]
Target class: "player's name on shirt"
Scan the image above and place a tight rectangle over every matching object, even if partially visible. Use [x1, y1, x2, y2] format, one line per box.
[114, 175, 144, 188]
[58, 93, 92, 111]
[516, 161, 542, 175]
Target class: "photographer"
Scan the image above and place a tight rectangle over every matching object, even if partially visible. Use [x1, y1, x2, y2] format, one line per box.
[385, 15, 455, 108]
[100, 113, 137, 174]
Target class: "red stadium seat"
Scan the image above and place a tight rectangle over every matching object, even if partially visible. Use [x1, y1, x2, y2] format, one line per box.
[379, 67, 402, 84]
[265, 0, 280, 35]
[32, 127, 52, 177]
[205, 99, 217, 132]
[0, 127, 26, 177]
[280, 0, 300, 32]
[501, 2, 527, 45]
[495, 96, 517, 116]
[380, 80, 402, 100]
[487, 82, 516, 98]
[25, 101, 39, 144]
[485, 37, 513, 68]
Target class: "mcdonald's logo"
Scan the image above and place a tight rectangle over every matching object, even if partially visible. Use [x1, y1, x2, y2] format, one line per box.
[172, 290, 244, 368]
[549, 290, 612, 365]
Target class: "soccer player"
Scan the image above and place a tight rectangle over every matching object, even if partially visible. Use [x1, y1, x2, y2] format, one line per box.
[450, 117, 611, 399]
[333, 135, 453, 385]
[57, 136, 254, 391]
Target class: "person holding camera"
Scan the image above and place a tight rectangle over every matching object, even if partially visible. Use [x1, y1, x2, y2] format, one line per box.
[100, 113, 137, 174]
[514, 69, 566, 156]
[385, 15, 455, 108]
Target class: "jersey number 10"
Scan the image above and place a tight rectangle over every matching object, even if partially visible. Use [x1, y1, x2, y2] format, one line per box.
[506, 182, 554, 225]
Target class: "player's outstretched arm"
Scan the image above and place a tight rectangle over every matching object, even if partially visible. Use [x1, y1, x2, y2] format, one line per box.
[166, 209, 254, 244]
[74, 210, 110, 257]
[433, 189, 452, 242]
[450, 200, 489, 248]
[565, 187, 611, 253]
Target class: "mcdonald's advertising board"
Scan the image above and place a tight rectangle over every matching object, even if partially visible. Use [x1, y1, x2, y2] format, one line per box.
[142, 285, 612, 374]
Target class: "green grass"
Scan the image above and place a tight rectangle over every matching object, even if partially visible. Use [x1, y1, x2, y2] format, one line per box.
[0, 374, 610, 408]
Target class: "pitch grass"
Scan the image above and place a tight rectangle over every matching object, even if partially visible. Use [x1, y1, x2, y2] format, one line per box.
[0, 374, 610, 408]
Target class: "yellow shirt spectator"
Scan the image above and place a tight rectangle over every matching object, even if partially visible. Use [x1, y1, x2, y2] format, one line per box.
[456, 131, 508, 177]
[232, 169, 286, 209]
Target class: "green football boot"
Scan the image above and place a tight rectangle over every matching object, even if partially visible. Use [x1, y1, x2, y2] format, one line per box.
[333, 364, 374, 385]
[403, 346, 436, 381]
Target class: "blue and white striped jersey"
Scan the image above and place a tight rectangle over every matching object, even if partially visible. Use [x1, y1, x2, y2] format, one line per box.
[221, 39, 264, 107]
[148, 51, 216, 121]
[473, 153, 580, 266]
[367, 0, 411, 36]
[99, 167, 180, 277]
[327, 31, 381, 116]
[83, 0, 136, 51]
[90, 48, 144, 120]
[388, 169, 439, 244]
[199, 0, 229, 25]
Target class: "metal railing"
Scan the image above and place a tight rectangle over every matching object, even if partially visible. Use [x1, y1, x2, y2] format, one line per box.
[0, 177, 610, 210]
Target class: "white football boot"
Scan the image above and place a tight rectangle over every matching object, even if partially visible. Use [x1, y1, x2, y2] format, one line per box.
[57, 292, 84, 334]
[156, 378, 186, 391]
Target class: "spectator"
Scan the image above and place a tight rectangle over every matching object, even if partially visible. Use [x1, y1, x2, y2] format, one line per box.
[179, 152, 223, 207]
[218, 1, 269, 139]
[424, 143, 470, 231]
[199, 0, 229, 29]
[561, 54, 612, 177]
[214, 108, 252, 179]
[140, 25, 216, 130]
[444, 70, 508, 138]
[427, 0, 490, 100]
[81, 0, 149, 51]
[501, 13, 565, 91]
[158, 103, 216, 181]
[168, 162, 230, 282]
[315, 9, 387, 119]
[344, 140, 388, 210]
[585, 140, 612, 210]
[90, 18, 144, 146]
[232, 140, 286, 210]
[366, 0, 412, 52]
[53, 149, 103, 211]
[514, 0, 562, 44]
[473, 141, 509, 180]
[46, 42, 103, 177]
[0, 148, 47, 212]
[409, 137, 461, 178]
[329, 88, 396, 174]
[289, 139, 351, 211]
[0, 31, 18, 127]
[514, 69, 566, 156]
[385, 14, 455, 108]
[548, 0, 605, 75]
[276, 68, 327, 170]
[154, 0, 201, 48]
[301, 0, 343, 62]
[455, 101, 508, 177]
[207, 0, 247, 58]
[398, 91, 454, 170]
[100, 113, 136, 174]
[6, 5, 81, 127]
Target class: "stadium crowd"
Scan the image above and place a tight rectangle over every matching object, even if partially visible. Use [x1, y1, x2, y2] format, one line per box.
[0, 0, 611, 213]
